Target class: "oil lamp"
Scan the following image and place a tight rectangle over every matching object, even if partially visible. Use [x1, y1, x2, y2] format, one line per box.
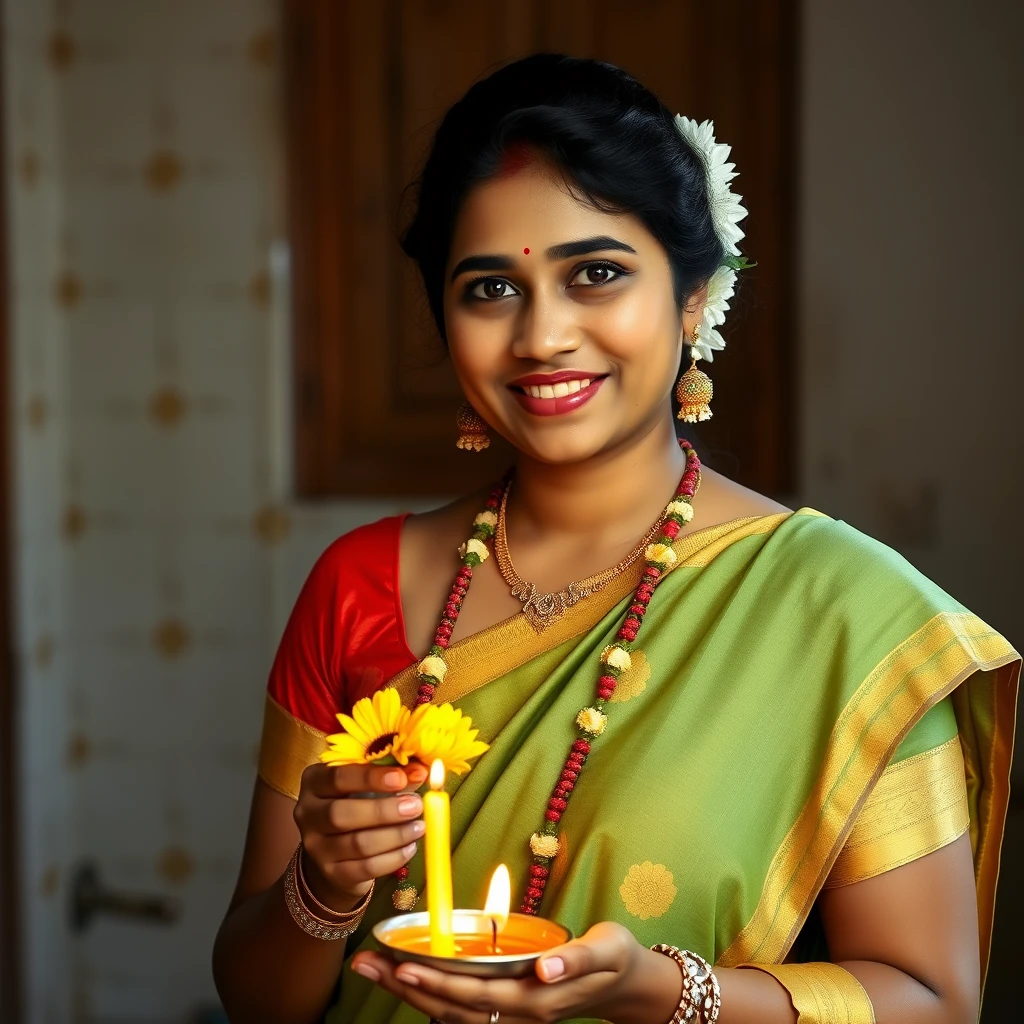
[374, 863, 572, 978]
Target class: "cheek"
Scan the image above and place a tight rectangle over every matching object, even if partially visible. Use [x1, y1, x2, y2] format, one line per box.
[591, 289, 679, 373]
[446, 316, 506, 392]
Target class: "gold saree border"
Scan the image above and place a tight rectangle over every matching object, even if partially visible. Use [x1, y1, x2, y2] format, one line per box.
[824, 736, 969, 888]
[740, 963, 875, 1024]
[257, 694, 328, 800]
[391, 509, 804, 705]
[719, 611, 1019, 974]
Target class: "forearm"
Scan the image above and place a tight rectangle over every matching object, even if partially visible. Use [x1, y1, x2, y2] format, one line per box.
[212, 874, 349, 1024]
[607, 953, 797, 1024]
[611, 951, 969, 1024]
[838, 960, 973, 1024]
[722, 961, 967, 1024]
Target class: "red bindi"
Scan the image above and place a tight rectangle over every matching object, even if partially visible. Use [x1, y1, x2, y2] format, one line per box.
[523, 247, 530, 255]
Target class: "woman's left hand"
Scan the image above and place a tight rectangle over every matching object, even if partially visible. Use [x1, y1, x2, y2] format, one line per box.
[351, 921, 667, 1024]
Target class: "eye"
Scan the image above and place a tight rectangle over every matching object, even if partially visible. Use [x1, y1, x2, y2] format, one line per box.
[568, 261, 629, 287]
[467, 277, 519, 301]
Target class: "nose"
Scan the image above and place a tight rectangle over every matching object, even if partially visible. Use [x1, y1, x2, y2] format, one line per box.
[509, 292, 582, 363]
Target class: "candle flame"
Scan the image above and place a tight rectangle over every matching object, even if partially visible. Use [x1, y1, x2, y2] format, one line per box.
[429, 758, 446, 791]
[483, 864, 511, 933]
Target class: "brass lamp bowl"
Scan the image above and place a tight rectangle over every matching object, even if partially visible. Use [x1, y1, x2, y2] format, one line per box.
[373, 910, 572, 978]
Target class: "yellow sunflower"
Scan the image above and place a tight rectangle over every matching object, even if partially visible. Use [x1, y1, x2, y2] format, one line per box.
[403, 702, 489, 775]
[320, 687, 412, 766]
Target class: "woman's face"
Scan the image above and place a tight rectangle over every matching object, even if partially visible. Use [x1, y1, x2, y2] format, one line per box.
[443, 155, 704, 465]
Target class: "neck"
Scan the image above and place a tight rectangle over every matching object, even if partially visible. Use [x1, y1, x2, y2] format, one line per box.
[509, 418, 688, 544]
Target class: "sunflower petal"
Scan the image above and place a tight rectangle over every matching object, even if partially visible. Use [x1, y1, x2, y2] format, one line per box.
[321, 734, 370, 765]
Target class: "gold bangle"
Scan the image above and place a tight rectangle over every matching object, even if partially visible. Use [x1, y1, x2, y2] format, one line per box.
[297, 844, 374, 920]
[283, 846, 373, 941]
[651, 945, 721, 1024]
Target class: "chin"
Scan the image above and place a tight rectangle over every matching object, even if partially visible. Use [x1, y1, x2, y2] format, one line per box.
[502, 422, 617, 466]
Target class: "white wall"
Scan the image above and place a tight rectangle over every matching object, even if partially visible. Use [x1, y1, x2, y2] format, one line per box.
[2, 2, 413, 1020]
[5, 0, 70, 1019]
[4, 1, 1021, 1021]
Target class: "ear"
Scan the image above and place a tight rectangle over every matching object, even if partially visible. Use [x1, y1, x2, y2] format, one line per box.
[680, 280, 710, 342]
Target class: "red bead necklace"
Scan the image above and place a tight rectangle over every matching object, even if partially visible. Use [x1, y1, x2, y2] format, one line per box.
[391, 441, 701, 912]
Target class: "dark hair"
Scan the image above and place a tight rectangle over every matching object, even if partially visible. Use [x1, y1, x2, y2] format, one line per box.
[400, 52, 725, 345]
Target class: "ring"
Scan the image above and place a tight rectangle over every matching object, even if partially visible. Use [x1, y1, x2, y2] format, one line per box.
[490, 1013, 500, 1024]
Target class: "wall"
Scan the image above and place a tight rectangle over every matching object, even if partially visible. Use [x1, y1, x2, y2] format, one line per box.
[4, 1, 412, 1020]
[796, 4, 1022, 1016]
[797, 0, 1023, 652]
[6, 0, 70, 1019]
[3, 0, 1021, 1021]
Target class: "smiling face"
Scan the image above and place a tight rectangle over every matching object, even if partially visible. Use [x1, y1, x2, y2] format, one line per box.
[444, 156, 705, 465]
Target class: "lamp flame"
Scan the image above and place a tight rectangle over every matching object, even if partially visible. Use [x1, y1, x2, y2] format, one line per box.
[429, 758, 446, 791]
[483, 864, 511, 933]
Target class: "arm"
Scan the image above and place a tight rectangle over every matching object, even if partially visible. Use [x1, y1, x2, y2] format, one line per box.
[212, 763, 426, 1024]
[350, 834, 979, 1023]
[212, 780, 346, 1024]
[813, 831, 979, 1022]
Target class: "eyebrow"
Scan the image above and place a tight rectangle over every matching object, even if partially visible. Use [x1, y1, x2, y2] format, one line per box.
[449, 235, 637, 283]
[546, 235, 637, 261]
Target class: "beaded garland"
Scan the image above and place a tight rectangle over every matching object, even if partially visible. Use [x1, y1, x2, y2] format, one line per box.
[520, 440, 700, 913]
[390, 442, 701, 912]
[391, 475, 510, 909]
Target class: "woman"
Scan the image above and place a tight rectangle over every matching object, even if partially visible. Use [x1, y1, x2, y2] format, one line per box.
[213, 54, 1019, 1024]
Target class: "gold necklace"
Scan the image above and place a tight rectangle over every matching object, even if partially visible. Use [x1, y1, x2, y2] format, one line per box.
[494, 478, 669, 631]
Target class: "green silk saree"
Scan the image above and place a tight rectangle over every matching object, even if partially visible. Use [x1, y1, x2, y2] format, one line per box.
[326, 508, 1019, 1024]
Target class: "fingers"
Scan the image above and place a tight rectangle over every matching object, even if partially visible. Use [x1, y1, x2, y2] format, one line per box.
[349, 922, 637, 1022]
[304, 761, 423, 798]
[294, 763, 430, 902]
[351, 954, 536, 1024]
[311, 835, 420, 892]
[295, 788, 422, 838]
[535, 921, 635, 983]
[328, 820, 425, 862]
[323, 792, 424, 834]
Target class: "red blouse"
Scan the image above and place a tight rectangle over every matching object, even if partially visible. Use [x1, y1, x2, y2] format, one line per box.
[266, 514, 419, 734]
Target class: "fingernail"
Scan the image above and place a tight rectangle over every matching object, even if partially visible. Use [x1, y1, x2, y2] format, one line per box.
[539, 956, 565, 981]
[396, 969, 421, 986]
[383, 771, 404, 788]
[410, 820, 426, 836]
[353, 962, 381, 982]
[397, 796, 422, 816]
[402, 841, 418, 856]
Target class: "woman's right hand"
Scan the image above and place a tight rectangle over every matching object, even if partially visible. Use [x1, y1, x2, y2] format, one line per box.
[293, 761, 428, 912]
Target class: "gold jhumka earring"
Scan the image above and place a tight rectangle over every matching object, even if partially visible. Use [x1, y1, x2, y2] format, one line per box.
[455, 402, 491, 451]
[675, 325, 714, 423]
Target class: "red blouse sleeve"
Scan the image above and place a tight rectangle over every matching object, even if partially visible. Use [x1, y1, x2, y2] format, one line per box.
[257, 514, 415, 798]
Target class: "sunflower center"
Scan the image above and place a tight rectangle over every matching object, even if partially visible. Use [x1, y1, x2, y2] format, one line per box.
[365, 732, 398, 757]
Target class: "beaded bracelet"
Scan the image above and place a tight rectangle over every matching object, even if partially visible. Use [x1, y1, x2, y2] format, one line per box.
[283, 845, 374, 941]
[650, 945, 721, 1024]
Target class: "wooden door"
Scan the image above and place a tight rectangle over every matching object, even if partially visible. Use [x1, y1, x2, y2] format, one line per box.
[285, 0, 798, 497]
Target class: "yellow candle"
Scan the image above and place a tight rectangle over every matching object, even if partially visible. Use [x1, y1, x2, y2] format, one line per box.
[424, 759, 455, 957]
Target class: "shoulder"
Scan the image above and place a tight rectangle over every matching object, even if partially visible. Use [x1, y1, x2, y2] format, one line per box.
[401, 487, 493, 574]
[298, 513, 407, 602]
[696, 467, 791, 529]
[765, 508, 965, 621]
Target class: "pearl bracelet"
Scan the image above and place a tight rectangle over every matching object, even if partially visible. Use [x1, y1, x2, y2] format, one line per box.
[283, 845, 374, 941]
[650, 945, 721, 1024]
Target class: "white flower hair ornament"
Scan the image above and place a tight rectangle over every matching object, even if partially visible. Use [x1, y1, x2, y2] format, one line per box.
[671, 116, 754, 422]
[673, 115, 752, 363]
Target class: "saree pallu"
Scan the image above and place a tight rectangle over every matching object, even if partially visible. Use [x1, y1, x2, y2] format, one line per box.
[258, 508, 1019, 1024]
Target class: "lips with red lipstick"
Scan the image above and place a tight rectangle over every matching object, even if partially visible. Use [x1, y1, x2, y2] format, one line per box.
[508, 370, 609, 416]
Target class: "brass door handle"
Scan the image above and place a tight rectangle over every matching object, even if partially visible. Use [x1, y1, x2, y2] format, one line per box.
[69, 861, 180, 932]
